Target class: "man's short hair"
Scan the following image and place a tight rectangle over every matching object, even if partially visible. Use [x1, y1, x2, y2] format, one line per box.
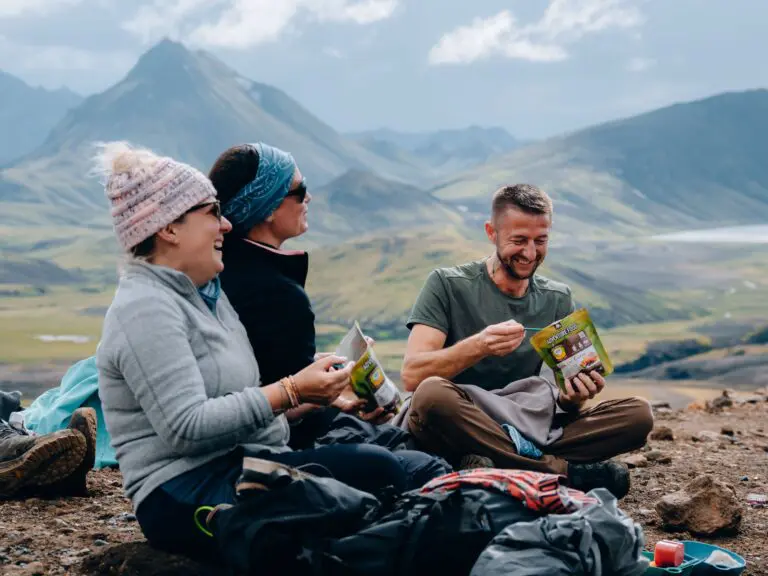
[491, 184, 553, 221]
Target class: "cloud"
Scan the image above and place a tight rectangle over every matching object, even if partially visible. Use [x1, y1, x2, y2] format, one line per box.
[429, 0, 643, 66]
[627, 56, 655, 72]
[0, 35, 132, 72]
[124, 0, 399, 49]
[0, 0, 83, 18]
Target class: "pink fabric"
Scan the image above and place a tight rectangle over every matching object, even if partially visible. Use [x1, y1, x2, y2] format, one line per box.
[106, 157, 217, 251]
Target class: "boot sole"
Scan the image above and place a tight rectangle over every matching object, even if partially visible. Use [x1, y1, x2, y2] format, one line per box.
[0, 431, 87, 499]
[69, 408, 97, 472]
[49, 407, 98, 496]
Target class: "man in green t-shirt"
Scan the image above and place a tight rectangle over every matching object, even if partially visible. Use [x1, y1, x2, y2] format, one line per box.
[401, 184, 653, 498]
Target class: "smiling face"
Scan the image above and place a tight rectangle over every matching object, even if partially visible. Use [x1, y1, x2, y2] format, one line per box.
[267, 167, 311, 241]
[485, 206, 551, 280]
[166, 201, 232, 285]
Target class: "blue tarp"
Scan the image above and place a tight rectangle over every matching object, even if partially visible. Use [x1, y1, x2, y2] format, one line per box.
[22, 356, 116, 469]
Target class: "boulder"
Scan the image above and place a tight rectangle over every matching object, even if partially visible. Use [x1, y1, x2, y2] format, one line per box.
[707, 391, 733, 412]
[620, 454, 648, 469]
[655, 475, 742, 536]
[650, 426, 675, 441]
[645, 450, 672, 464]
[721, 425, 735, 436]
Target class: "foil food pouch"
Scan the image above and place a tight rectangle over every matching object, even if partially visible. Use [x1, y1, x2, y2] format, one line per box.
[530, 308, 613, 392]
[334, 322, 403, 414]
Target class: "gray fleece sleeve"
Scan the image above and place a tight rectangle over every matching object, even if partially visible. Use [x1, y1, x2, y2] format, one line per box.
[110, 295, 275, 456]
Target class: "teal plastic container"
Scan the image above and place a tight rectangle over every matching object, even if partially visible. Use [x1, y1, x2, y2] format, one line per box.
[682, 541, 746, 576]
[642, 551, 698, 576]
[643, 542, 746, 576]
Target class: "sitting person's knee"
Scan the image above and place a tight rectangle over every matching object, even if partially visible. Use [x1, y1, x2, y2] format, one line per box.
[626, 397, 654, 444]
[410, 377, 462, 420]
[395, 450, 452, 489]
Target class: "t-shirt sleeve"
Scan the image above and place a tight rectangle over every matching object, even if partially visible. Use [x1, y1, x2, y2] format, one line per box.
[406, 270, 451, 334]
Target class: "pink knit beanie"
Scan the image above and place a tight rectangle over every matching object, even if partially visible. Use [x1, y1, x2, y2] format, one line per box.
[97, 142, 217, 252]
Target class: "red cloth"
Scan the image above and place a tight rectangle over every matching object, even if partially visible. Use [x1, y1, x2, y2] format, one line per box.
[419, 468, 598, 514]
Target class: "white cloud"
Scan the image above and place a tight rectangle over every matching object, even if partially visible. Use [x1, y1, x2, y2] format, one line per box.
[0, 34, 132, 73]
[429, 0, 644, 66]
[123, 0, 399, 49]
[314, 0, 398, 24]
[627, 56, 655, 72]
[0, 0, 83, 18]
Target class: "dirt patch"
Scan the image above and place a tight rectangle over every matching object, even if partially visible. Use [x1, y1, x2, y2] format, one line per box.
[621, 399, 768, 575]
[0, 400, 766, 575]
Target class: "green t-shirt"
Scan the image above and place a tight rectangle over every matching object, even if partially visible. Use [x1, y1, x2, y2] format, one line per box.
[406, 259, 575, 391]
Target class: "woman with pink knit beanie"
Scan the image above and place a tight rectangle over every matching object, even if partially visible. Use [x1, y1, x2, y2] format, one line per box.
[94, 142, 432, 562]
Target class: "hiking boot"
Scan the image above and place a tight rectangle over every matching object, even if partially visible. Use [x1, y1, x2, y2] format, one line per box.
[44, 408, 97, 497]
[236, 457, 312, 499]
[459, 454, 495, 470]
[0, 420, 87, 500]
[567, 460, 630, 499]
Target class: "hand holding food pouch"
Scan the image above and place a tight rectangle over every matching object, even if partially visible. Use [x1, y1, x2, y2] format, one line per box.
[530, 309, 613, 393]
[334, 322, 403, 414]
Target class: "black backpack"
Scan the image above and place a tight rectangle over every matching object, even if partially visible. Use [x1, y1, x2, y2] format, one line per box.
[318, 484, 539, 576]
[210, 464, 539, 576]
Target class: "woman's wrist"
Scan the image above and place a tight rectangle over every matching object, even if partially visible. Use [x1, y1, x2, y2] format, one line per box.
[280, 377, 300, 409]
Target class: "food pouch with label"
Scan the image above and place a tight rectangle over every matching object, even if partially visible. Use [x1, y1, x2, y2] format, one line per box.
[530, 308, 613, 392]
[335, 322, 403, 414]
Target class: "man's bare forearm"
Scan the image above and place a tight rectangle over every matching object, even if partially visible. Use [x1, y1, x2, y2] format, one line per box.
[401, 334, 487, 391]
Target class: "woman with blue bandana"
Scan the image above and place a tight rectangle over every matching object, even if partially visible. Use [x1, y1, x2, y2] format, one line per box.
[209, 143, 452, 487]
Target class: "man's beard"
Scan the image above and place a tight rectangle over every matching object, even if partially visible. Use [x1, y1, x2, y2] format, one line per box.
[496, 250, 541, 280]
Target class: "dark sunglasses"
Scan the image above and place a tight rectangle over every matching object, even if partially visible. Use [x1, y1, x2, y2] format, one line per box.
[286, 179, 308, 204]
[183, 200, 221, 220]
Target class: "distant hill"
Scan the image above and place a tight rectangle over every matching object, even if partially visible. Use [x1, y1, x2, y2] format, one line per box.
[306, 227, 694, 336]
[0, 39, 426, 224]
[298, 169, 465, 246]
[0, 71, 82, 165]
[433, 90, 768, 234]
[348, 126, 523, 174]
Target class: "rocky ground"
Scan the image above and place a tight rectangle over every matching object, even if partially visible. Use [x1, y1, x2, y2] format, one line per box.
[0, 392, 766, 576]
[621, 391, 768, 575]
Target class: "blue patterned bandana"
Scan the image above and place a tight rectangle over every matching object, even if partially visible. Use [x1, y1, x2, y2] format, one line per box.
[221, 142, 297, 236]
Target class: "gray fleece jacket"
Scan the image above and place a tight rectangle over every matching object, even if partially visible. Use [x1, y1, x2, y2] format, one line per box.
[96, 261, 290, 510]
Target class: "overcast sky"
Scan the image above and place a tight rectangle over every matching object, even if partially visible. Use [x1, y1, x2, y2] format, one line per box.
[1, 0, 766, 139]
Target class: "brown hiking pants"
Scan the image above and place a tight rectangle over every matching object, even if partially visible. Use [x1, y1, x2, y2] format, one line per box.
[406, 377, 654, 476]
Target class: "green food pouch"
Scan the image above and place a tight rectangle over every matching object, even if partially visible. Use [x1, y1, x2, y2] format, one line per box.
[530, 308, 613, 393]
[335, 321, 403, 414]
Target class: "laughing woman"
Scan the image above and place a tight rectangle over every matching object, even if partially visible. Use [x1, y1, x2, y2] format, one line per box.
[94, 142, 442, 561]
[208, 143, 451, 486]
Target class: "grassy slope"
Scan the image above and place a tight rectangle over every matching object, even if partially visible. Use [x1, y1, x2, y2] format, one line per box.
[0, 286, 111, 363]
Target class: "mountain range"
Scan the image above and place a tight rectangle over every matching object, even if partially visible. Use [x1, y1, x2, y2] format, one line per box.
[0, 71, 82, 165]
[2, 39, 768, 335]
[433, 89, 768, 234]
[3, 39, 768, 235]
[347, 126, 523, 174]
[301, 169, 463, 246]
[0, 40, 432, 224]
